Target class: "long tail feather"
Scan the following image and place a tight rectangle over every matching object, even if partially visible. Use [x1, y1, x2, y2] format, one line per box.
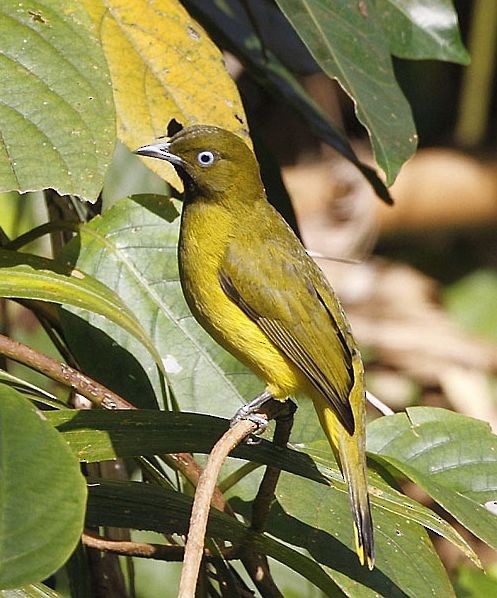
[339, 431, 375, 569]
[312, 393, 375, 569]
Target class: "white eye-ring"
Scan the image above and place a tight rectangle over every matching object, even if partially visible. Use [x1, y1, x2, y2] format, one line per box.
[197, 150, 216, 167]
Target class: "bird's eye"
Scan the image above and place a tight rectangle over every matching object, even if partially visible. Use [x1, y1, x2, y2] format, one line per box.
[197, 150, 216, 167]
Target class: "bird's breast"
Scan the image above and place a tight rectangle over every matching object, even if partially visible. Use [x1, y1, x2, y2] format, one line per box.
[178, 201, 303, 398]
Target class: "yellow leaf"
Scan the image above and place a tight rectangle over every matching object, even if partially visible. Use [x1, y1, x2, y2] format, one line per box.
[82, 0, 249, 186]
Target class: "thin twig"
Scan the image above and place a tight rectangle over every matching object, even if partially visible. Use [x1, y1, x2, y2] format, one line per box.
[366, 390, 394, 416]
[251, 400, 296, 533]
[179, 418, 258, 598]
[4, 220, 79, 250]
[239, 401, 296, 598]
[165, 452, 232, 514]
[179, 400, 290, 598]
[82, 532, 185, 561]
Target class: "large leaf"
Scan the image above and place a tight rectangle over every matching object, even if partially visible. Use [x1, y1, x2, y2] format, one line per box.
[0, 386, 86, 589]
[81, 0, 249, 188]
[274, 0, 416, 184]
[367, 407, 497, 551]
[185, 0, 393, 204]
[0, 0, 115, 201]
[47, 408, 477, 566]
[87, 479, 343, 596]
[60, 195, 263, 413]
[378, 0, 470, 62]
[266, 471, 453, 597]
[87, 477, 453, 597]
[0, 248, 160, 369]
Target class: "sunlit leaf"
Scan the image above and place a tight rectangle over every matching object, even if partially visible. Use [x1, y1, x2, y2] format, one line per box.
[82, 0, 249, 188]
[378, 0, 470, 62]
[274, 0, 416, 184]
[0, 248, 160, 370]
[0, 0, 114, 201]
[368, 407, 497, 551]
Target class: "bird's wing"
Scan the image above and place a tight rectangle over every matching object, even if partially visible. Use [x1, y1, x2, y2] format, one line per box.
[219, 218, 357, 434]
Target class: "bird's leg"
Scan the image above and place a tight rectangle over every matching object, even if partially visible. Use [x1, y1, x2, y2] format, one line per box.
[231, 389, 273, 444]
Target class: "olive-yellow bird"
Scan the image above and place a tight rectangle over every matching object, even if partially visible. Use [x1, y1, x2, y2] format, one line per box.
[135, 125, 374, 569]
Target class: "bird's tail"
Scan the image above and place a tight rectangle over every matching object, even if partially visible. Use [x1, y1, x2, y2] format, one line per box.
[312, 393, 375, 569]
[338, 427, 375, 569]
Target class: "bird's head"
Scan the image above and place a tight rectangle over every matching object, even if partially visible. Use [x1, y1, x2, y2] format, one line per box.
[135, 125, 262, 201]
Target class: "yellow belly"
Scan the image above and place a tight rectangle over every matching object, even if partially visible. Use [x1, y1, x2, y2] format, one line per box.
[179, 201, 303, 399]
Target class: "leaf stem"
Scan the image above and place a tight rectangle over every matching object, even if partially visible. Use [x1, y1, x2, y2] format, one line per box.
[455, 0, 497, 146]
[4, 220, 80, 250]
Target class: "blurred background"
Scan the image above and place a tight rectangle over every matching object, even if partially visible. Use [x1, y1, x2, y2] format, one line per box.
[1, 0, 496, 592]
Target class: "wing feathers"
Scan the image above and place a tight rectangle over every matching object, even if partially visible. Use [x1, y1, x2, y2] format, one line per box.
[219, 270, 355, 434]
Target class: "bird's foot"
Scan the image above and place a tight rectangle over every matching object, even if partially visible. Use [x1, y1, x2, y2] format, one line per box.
[230, 391, 273, 444]
[230, 407, 268, 444]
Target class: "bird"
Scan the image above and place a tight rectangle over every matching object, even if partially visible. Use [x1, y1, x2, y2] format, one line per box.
[135, 124, 374, 569]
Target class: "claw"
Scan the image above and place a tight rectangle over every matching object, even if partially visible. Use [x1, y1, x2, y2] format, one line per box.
[231, 410, 268, 435]
[230, 390, 273, 443]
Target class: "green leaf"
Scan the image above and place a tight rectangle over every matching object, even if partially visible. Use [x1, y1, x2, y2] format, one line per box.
[0, 248, 160, 371]
[47, 408, 477, 566]
[0, 386, 87, 589]
[86, 470, 453, 595]
[367, 407, 497, 552]
[60, 195, 263, 413]
[185, 0, 393, 204]
[87, 479, 343, 596]
[0, 369, 59, 405]
[0, 0, 115, 201]
[377, 0, 470, 63]
[274, 0, 416, 184]
[0, 583, 64, 598]
[268, 472, 453, 597]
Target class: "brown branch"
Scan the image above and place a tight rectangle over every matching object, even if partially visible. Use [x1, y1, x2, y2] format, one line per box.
[250, 400, 297, 533]
[179, 400, 291, 598]
[179, 418, 258, 598]
[165, 452, 231, 514]
[83, 532, 185, 561]
[0, 333, 134, 410]
[238, 400, 296, 598]
[241, 553, 283, 598]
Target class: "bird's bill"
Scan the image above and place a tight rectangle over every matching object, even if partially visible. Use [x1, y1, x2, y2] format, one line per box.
[134, 142, 184, 168]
